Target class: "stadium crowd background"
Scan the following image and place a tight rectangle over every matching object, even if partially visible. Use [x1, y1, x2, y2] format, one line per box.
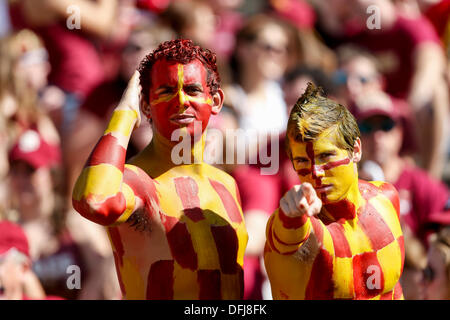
[0, 0, 449, 300]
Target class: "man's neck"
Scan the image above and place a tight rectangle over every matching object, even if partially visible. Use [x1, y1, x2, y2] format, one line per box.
[322, 178, 364, 223]
[136, 130, 207, 176]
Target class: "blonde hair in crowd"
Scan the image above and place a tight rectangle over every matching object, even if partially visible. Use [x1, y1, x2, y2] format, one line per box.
[0, 29, 46, 125]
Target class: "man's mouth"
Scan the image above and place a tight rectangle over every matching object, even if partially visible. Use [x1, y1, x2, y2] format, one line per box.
[314, 184, 333, 193]
[170, 113, 195, 125]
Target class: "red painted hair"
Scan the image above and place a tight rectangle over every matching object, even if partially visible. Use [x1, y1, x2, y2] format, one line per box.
[138, 39, 220, 104]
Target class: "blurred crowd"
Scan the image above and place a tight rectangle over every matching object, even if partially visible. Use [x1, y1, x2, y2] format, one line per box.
[0, 0, 449, 300]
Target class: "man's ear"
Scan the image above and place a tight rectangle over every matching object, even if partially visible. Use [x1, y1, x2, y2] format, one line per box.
[352, 138, 362, 163]
[211, 88, 224, 115]
[140, 95, 152, 120]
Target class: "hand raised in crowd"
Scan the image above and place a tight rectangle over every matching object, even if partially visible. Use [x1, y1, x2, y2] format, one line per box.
[279, 183, 322, 218]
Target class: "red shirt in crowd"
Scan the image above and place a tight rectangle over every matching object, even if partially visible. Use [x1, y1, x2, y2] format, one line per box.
[350, 14, 442, 99]
[394, 164, 450, 247]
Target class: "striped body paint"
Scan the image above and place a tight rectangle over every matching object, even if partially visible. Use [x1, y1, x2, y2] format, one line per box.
[72, 61, 247, 300]
[265, 180, 404, 300]
[264, 129, 404, 300]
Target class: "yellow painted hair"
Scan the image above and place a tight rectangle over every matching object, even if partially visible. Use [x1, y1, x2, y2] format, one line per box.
[286, 82, 360, 158]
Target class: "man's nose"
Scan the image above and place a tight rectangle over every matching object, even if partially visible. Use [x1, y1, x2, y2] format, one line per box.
[311, 165, 325, 178]
[178, 89, 189, 111]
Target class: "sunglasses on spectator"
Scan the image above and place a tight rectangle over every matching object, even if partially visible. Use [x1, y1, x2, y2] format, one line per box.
[358, 117, 397, 135]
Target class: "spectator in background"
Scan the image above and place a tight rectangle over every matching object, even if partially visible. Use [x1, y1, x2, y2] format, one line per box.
[424, 226, 450, 299]
[0, 220, 49, 300]
[9, 0, 120, 134]
[208, 0, 244, 60]
[268, 0, 338, 73]
[225, 14, 294, 158]
[0, 29, 61, 160]
[160, 0, 217, 50]
[7, 131, 77, 298]
[356, 94, 450, 245]
[313, 0, 449, 180]
[283, 65, 337, 113]
[336, 45, 419, 160]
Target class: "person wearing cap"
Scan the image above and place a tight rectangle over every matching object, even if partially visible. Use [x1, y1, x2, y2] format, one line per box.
[264, 83, 404, 300]
[355, 89, 450, 300]
[8, 128, 60, 226]
[0, 220, 46, 300]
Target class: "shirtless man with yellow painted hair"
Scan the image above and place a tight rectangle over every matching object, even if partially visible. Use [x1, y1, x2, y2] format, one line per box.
[72, 39, 247, 299]
[264, 83, 404, 300]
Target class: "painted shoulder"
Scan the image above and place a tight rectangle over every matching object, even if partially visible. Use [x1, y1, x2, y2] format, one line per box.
[359, 179, 400, 217]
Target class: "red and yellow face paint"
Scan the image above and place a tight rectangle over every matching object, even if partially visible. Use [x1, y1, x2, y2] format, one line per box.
[146, 59, 214, 141]
[289, 128, 359, 204]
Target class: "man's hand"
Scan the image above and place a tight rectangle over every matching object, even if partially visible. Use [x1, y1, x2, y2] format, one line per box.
[280, 183, 322, 218]
[117, 70, 142, 128]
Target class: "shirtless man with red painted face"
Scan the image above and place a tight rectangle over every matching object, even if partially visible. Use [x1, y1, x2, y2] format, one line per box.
[264, 83, 404, 300]
[72, 40, 248, 299]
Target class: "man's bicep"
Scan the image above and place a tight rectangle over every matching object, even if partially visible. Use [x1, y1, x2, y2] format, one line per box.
[121, 164, 160, 219]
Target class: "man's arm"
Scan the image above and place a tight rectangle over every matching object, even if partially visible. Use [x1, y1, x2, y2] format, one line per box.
[72, 71, 152, 226]
[266, 183, 321, 255]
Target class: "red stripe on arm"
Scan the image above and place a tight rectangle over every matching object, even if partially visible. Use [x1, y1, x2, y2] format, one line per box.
[73, 192, 126, 226]
[146, 260, 174, 299]
[266, 216, 282, 254]
[278, 208, 308, 229]
[86, 133, 127, 171]
[209, 179, 243, 223]
[123, 166, 159, 219]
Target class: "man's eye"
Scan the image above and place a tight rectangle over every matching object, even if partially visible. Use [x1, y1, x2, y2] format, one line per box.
[186, 87, 202, 94]
[319, 153, 334, 159]
[295, 158, 308, 164]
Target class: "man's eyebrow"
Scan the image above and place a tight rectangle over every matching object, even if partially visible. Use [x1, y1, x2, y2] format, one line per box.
[154, 85, 176, 91]
[184, 83, 203, 88]
[318, 150, 337, 155]
[293, 156, 309, 160]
